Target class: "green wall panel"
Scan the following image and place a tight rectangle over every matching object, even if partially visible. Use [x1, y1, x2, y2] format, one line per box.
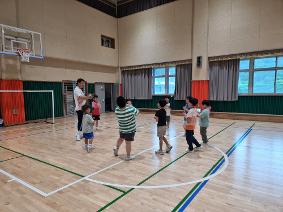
[132, 96, 185, 110]
[133, 96, 283, 115]
[23, 81, 64, 121]
[210, 96, 283, 115]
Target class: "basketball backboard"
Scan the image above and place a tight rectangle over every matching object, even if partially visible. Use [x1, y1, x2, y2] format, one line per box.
[0, 24, 43, 59]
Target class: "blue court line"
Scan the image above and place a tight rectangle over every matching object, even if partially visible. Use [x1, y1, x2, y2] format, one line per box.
[178, 124, 254, 211]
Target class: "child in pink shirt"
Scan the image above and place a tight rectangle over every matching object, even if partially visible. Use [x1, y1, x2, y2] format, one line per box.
[92, 95, 101, 130]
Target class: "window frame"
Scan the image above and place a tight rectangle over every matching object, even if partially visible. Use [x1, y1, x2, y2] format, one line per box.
[238, 55, 283, 96]
[152, 66, 176, 95]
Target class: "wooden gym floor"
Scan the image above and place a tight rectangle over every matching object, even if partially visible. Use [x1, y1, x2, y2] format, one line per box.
[0, 113, 282, 211]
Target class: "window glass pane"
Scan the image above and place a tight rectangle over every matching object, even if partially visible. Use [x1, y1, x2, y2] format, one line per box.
[253, 71, 275, 93]
[276, 70, 283, 93]
[154, 77, 166, 94]
[154, 68, 165, 76]
[278, 56, 283, 67]
[168, 77, 175, 94]
[169, 67, 176, 75]
[254, 57, 276, 69]
[239, 59, 250, 70]
[238, 72, 249, 94]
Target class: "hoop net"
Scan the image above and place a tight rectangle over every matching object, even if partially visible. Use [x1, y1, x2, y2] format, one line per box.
[17, 48, 31, 62]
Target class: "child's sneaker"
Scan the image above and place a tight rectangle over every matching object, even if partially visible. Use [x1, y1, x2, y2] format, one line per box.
[125, 156, 135, 161]
[76, 133, 81, 141]
[195, 145, 202, 151]
[186, 148, 193, 153]
[155, 150, 164, 155]
[166, 145, 173, 153]
[113, 147, 118, 156]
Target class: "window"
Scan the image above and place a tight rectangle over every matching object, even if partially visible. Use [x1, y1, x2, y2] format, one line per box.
[152, 66, 176, 95]
[101, 35, 115, 49]
[238, 56, 283, 95]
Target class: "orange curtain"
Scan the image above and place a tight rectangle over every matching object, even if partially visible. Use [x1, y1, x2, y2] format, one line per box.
[0, 80, 26, 126]
[192, 80, 209, 109]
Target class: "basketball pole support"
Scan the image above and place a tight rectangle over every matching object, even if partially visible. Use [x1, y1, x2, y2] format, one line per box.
[0, 90, 55, 124]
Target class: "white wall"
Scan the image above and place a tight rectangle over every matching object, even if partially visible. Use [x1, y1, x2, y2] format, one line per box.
[118, 0, 193, 67]
[0, 0, 118, 82]
[207, 0, 283, 57]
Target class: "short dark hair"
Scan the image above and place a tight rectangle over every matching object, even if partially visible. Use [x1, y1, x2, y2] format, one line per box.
[159, 100, 167, 108]
[76, 78, 85, 85]
[190, 97, 198, 106]
[82, 105, 90, 113]
[202, 100, 210, 107]
[93, 94, 98, 98]
[164, 96, 170, 99]
[186, 96, 192, 100]
[126, 99, 132, 102]
[117, 96, 126, 108]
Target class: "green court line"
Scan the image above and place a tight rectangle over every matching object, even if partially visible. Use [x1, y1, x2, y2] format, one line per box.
[172, 123, 255, 211]
[0, 155, 24, 163]
[0, 145, 126, 194]
[97, 122, 235, 211]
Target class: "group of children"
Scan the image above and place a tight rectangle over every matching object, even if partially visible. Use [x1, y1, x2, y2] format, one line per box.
[80, 92, 210, 157]
[154, 96, 211, 154]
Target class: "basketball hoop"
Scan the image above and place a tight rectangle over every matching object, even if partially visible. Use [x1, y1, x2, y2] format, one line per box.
[17, 48, 31, 62]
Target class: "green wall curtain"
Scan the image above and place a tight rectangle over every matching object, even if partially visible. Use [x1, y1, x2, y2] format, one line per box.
[23, 81, 64, 121]
[133, 96, 185, 110]
[133, 96, 283, 115]
[211, 96, 283, 115]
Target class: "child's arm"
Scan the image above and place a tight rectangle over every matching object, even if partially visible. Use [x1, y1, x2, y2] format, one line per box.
[154, 116, 158, 122]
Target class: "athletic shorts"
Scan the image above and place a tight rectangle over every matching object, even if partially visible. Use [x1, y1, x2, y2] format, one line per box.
[92, 115, 100, 120]
[83, 132, 94, 139]
[120, 132, 135, 142]
[157, 126, 167, 137]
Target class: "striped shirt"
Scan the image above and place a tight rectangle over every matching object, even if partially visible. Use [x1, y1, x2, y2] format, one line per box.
[115, 106, 139, 133]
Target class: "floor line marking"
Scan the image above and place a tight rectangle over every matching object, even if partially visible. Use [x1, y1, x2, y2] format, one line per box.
[0, 169, 48, 197]
[0, 155, 24, 162]
[45, 133, 184, 197]
[174, 123, 255, 212]
[85, 145, 228, 189]
[96, 122, 235, 211]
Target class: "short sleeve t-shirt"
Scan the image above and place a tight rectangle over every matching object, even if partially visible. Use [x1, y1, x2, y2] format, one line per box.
[199, 109, 210, 128]
[115, 106, 139, 133]
[164, 103, 171, 116]
[92, 102, 101, 116]
[82, 114, 94, 133]
[155, 109, 167, 126]
[185, 108, 198, 130]
[74, 86, 86, 111]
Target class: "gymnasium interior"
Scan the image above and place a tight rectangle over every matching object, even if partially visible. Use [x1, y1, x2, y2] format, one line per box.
[0, 0, 283, 211]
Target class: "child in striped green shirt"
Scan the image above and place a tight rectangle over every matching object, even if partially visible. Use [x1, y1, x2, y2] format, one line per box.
[113, 96, 139, 161]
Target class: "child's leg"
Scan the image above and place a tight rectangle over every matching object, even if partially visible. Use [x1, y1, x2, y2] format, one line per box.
[166, 116, 170, 128]
[186, 131, 194, 151]
[158, 137, 163, 151]
[116, 138, 124, 149]
[191, 131, 201, 147]
[84, 138, 88, 145]
[162, 136, 170, 147]
[125, 141, 131, 157]
[200, 127, 208, 143]
[95, 120, 98, 128]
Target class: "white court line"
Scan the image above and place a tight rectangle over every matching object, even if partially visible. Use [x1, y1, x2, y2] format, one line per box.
[85, 145, 229, 189]
[0, 169, 48, 197]
[7, 179, 15, 182]
[45, 133, 184, 197]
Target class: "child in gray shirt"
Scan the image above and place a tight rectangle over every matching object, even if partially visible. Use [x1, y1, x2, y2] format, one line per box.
[199, 100, 211, 144]
[82, 105, 95, 152]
